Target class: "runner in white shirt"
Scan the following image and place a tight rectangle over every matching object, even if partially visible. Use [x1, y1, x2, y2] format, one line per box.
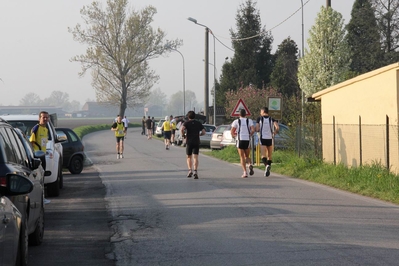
[256, 107, 279, 177]
[231, 109, 255, 178]
[121, 116, 129, 138]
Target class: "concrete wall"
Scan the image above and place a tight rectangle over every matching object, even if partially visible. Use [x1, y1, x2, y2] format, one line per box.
[312, 63, 399, 173]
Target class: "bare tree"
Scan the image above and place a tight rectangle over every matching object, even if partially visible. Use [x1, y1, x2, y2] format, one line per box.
[19, 92, 42, 106]
[69, 0, 181, 117]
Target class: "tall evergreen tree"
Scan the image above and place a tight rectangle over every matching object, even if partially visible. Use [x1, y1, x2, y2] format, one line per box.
[218, 0, 273, 104]
[371, 0, 399, 64]
[347, 0, 383, 74]
[270, 37, 300, 97]
[298, 6, 351, 97]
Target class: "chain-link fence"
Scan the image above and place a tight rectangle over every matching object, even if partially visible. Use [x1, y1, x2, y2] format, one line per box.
[290, 117, 399, 174]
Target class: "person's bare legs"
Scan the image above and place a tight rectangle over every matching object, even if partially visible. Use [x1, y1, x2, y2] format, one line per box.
[186, 155, 193, 177]
[261, 145, 273, 176]
[237, 149, 248, 177]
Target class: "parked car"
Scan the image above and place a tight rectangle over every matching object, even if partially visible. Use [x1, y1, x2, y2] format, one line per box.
[200, 124, 216, 147]
[0, 114, 64, 197]
[210, 124, 231, 150]
[0, 173, 34, 266]
[155, 119, 165, 137]
[13, 128, 46, 246]
[56, 127, 86, 174]
[0, 119, 48, 264]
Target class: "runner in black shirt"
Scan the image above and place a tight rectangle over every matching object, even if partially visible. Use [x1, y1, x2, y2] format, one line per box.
[180, 111, 205, 179]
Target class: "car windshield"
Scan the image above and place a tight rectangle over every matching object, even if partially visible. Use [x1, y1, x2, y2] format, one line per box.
[203, 125, 215, 132]
[8, 121, 50, 139]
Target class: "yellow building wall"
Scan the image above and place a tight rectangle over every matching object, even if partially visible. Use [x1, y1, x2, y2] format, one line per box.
[312, 63, 399, 173]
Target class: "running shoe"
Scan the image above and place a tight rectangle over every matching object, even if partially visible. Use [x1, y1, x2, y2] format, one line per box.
[187, 171, 193, 178]
[249, 165, 254, 176]
[117, 154, 120, 159]
[193, 171, 198, 179]
[265, 165, 271, 177]
[120, 153, 124, 159]
[241, 172, 248, 178]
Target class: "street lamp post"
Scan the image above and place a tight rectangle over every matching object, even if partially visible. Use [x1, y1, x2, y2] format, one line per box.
[204, 60, 217, 125]
[188, 17, 210, 123]
[170, 48, 186, 115]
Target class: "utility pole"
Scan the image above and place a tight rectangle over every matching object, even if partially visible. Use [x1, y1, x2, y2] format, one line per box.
[326, 0, 331, 7]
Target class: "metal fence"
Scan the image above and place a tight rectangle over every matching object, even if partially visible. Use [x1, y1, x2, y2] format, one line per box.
[294, 116, 399, 174]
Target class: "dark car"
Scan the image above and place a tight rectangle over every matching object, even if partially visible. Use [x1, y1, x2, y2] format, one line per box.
[0, 174, 34, 266]
[0, 119, 47, 265]
[56, 128, 86, 174]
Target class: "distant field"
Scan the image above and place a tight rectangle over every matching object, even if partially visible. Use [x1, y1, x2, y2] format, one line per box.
[57, 117, 143, 129]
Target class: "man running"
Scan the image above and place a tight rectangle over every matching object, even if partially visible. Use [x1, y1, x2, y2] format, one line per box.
[180, 111, 205, 179]
[162, 116, 172, 150]
[145, 115, 153, 139]
[256, 107, 279, 176]
[231, 109, 255, 178]
[111, 115, 125, 159]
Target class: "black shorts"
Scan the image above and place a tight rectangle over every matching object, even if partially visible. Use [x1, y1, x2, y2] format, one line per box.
[186, 142, 200, 155]
[237, 140, 250, 149]
[260, 138, 273, 146]
[116, 136, 124, 143]
[171, 129, 176, 135]
[164, 131, 171, 139]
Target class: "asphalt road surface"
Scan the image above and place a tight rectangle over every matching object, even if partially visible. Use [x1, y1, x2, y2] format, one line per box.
[29, 125, 399, 266]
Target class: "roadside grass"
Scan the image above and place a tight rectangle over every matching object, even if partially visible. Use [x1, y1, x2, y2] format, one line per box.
[75, 124, 399, 205]
[74, 123, 140, 139]
[205, 147, 399, 205]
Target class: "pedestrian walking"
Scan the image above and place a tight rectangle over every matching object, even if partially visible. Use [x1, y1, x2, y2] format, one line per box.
[152, 117, 156, 135]
[122, 115, 129, 138]
[180, 111, 205, 179]
[111, 115, 125, 159]
[145, 115, 153, 139]
[162, 116, 172, 150]
[170, 115, 176, 145]
[231, 109, 255, 178]
[30, 111, 52, 204]
[141, 116, 146, 135]
[256, 107, 279, 176]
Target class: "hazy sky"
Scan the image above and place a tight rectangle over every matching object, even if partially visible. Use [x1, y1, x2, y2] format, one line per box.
[0, 0, 354, 108]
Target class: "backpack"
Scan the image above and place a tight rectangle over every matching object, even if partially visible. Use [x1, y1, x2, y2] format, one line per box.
[237, 118, 250, 141]
[260, 116, 273, 140]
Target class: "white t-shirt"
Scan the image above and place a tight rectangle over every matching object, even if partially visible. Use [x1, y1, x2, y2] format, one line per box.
[257, 116, 275, 139]
[231, 117, 253, 141]
[122, 118, 129, 127]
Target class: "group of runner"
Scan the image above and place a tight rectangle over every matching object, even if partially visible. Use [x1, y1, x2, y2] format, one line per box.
[110, 107, 279, 178]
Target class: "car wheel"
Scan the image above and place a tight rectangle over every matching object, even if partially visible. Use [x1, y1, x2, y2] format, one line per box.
[69, 156, 84, 174]
[29, 197, 44, 246]
[16, 214, 29, 266]
[58, 162, 63, 189]
[47, 176, 60, 197]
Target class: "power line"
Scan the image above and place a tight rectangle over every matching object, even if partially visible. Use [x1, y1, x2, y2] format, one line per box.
[212, 0, 311, 45]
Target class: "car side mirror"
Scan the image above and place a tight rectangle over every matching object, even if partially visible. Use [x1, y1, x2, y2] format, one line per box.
[0, 174, 34, 196]
[57, 133, 67, 143]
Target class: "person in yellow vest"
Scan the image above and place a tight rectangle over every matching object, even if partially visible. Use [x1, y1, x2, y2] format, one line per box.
[162, 115, 172, 150]
[30, 111, 51, 204]
[111, 115, 125, 159]
[170, 115, 177, 145]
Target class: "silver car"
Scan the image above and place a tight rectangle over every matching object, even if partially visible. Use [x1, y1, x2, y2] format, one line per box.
[155, 119, 165, 137]
[0, 174, 34, 266]
[200, 124, 216, 148]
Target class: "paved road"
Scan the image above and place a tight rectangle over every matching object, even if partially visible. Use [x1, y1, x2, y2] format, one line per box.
[30, 126, 399, 265]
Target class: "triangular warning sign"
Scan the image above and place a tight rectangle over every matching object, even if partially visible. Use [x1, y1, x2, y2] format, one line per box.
[230, 98, 251, 117]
